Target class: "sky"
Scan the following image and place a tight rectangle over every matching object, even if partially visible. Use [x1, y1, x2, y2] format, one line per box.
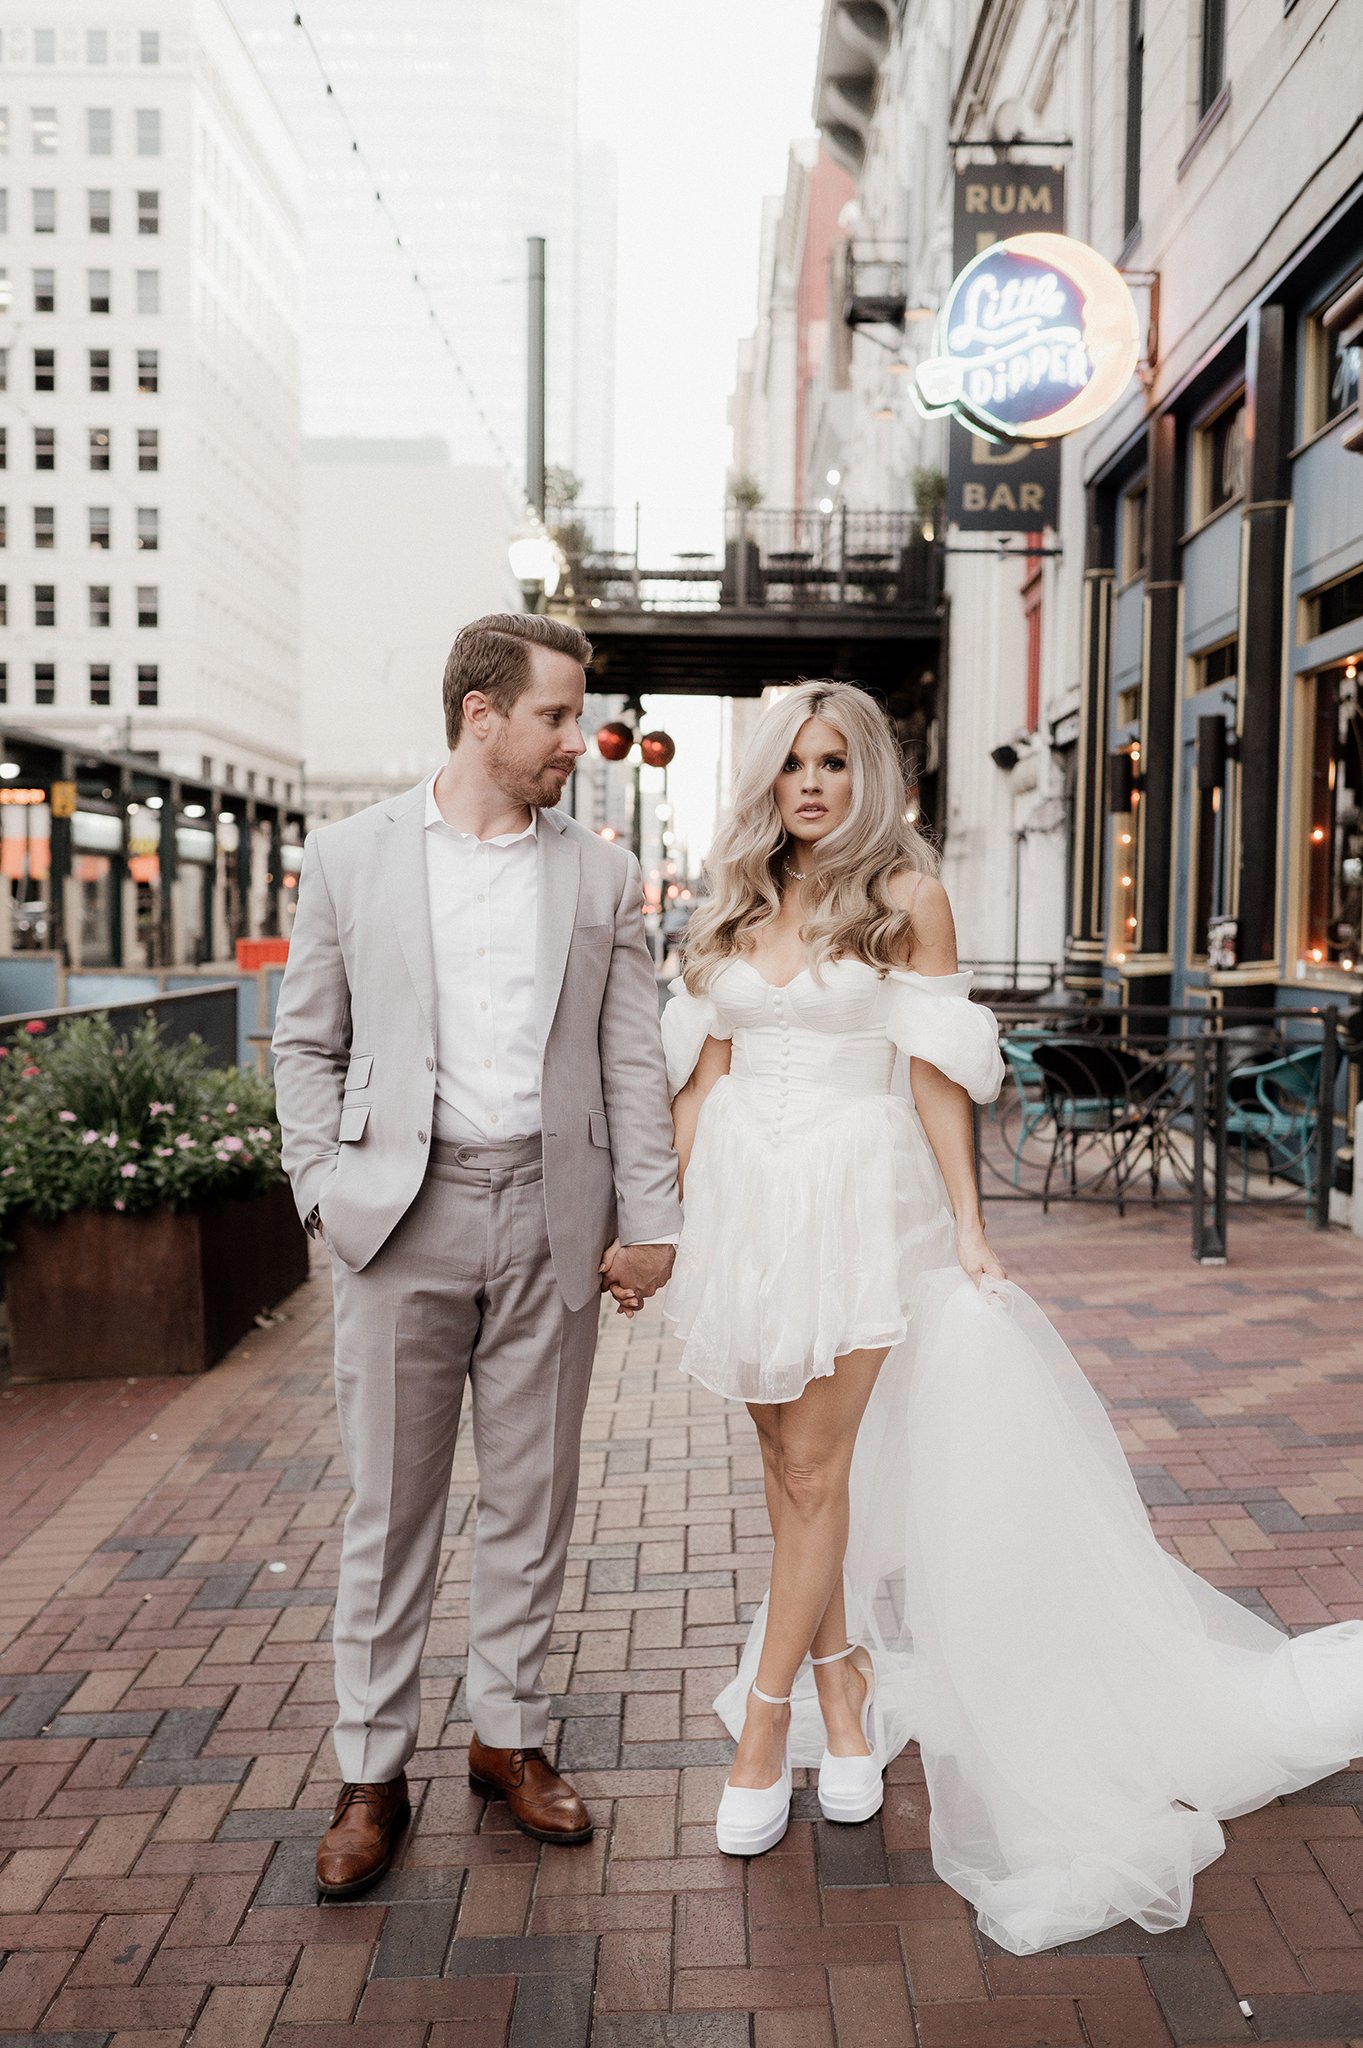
[577, 0, 826, 855]
[578, 0, 825, 556]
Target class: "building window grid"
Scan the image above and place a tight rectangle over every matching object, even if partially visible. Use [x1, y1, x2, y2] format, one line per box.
[137, 190, 159, 236]
[88, 506, 110, 549]
[32, 109, 58, 156]
[88, 347, 109, 393]
[89, 663, 111, 706]
[34, 585, 56, 629]
[87, 109, 112, 157]
[88, 267, 111, 315]
[137, 428, 159, 471]
[136, 269, 160, 315]
[88, 584, 111, 629]
[1199, 0, 1227, 118]
[32, 187, 55, 234]
[137, 507, 159, 551]
[88, 427, 109, 472]
[88, 188, 111, 234]
[33, 506, 54, 550]
[34, 426, 55, 471]
[136, 109, 162, 158]
[33, 267, 55, 313]
[34, 662, 55, 707]
[137, 664, 159, 706]
[33, 346, 55, 393]
[137, 586, 159, 629]
[137, 349, 159, 394]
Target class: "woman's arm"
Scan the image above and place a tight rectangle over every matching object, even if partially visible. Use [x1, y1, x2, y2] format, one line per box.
[671, 1032, 733, 1195]
[893, 875, 1007, 1285]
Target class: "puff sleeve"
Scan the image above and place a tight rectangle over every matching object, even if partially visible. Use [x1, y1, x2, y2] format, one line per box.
[660, 977, 732, 1100]
[885, 969, 1005, 1104]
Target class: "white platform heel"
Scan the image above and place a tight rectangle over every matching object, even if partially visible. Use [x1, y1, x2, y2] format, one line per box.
[715, 1682, 793, 1857]
[814, 1643, 886, 1824]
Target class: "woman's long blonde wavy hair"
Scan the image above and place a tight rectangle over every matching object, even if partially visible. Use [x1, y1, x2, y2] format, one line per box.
[681, 680, 940, 995]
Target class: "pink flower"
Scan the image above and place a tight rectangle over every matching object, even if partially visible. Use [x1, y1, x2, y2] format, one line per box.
[219, 1135, 244, 1153]
[57, 1110, 77, 1123]
[24, 1020, 46, 1036]
[104, 1133, 118, 1149]
[0, 1046, 9, 1057]
[113, 1199, 125, 1211]
[1, 1166, 14, 1178]
[82, 1129, 100, 1145]
[175, 1134, 195, 1150]
[225, 1102, 238, 1115]
[154, 1145, 173, 1157]
[120, 1163, 138, 1179]
[149, 1101, 173, 1116]
[22, 1065, 39, 1078]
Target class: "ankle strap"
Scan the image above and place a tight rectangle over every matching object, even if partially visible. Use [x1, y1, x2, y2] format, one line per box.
[809, 1643, 857, 1666]
[750, 1682, 791, 1705]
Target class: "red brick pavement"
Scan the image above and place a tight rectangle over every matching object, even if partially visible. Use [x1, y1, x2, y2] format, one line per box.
[2, 1204, 1363, 2046]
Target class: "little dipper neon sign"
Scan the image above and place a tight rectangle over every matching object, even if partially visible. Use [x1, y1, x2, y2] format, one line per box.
[915, 232, 1140, 440]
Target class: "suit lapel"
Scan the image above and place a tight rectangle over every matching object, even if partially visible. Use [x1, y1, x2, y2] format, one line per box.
[382, 787, 438, 1042]
[535, 814, 581, 1048]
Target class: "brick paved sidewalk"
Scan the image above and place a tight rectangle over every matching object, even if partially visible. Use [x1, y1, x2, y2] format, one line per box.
[4, 1205, 1363, 2048]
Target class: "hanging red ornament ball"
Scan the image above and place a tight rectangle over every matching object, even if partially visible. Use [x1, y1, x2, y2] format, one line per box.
[595, 721, 634, 761]
[640, 730, 675, 768]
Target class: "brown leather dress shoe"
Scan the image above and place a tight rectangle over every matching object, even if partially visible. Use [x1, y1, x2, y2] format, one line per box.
[468, 1736, 593, 1845]
[315, 1775, 411, 1899]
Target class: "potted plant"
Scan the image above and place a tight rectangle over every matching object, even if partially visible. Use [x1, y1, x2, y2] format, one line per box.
[0, 1013, 308, 1381]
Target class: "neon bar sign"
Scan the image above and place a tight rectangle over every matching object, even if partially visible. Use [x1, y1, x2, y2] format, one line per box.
[915, 232, 1140, 441]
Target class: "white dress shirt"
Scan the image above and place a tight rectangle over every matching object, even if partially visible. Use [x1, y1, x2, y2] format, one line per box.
[424, 772, 542, 1143]
[421, 771, 677, 1249]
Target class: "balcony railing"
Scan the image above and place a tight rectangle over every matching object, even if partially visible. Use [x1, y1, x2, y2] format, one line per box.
[549, 506, 942, 616]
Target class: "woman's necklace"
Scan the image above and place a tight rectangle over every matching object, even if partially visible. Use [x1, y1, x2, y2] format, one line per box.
[782, 857, 823, 892]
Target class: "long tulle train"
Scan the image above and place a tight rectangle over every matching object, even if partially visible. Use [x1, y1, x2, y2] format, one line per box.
[714, 1268, 1363, 1955]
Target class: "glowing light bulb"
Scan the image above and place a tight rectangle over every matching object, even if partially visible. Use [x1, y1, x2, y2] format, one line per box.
[1310, 947, 1324, 962]
[1311, 827, 1326, 843]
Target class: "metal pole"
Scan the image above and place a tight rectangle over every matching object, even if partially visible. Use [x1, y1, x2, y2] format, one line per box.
[1316, 1007, 1339, 1228]
[526, 236, 546, 519]
[1011, 829, 1023, 992]
[736, 504, 749, 609]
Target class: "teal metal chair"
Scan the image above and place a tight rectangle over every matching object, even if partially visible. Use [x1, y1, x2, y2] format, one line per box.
[1221, 1044, 1323, 1215]
[999, 1031, 1052, 1186]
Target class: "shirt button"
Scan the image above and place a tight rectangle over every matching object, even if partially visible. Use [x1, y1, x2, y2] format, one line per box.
[483, 1059, 492, 1069]
[480, 1000, 489, 1011]
[477, 947, 486, 957]
[490, 1113, 500, 1123]
[417, 1129, 428, 1144]
[425, 1055, 434, 1071]
[477, 893, 486, 902]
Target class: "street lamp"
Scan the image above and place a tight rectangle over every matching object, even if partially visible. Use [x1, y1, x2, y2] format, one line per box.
[507, 531, 561, 606]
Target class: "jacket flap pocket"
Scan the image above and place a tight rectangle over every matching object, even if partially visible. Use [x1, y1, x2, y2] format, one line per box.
[344, 1053, 373, 1091]
[338, 1101, 371, 1144]
[589, 1109, 610, 1149]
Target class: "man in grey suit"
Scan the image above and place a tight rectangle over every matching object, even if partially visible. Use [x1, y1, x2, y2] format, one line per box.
[272, 612, 681, 1897]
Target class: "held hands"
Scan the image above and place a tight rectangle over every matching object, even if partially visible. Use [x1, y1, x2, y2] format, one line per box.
[599, 1239, 675, 1319]
[955, 1216, 1007, 1288]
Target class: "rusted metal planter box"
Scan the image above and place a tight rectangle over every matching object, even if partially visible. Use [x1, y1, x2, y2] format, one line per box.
[4, 1179, 308, 1381]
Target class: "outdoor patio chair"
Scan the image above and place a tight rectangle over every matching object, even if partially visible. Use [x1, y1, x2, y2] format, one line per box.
[999, 1031, 1052, 1185]
[1031, 1038, 1170, 1215]
[1221, 1043, 1323, 1215]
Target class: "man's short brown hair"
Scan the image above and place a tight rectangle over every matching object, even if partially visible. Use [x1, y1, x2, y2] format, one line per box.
[443, 613, 592, 748]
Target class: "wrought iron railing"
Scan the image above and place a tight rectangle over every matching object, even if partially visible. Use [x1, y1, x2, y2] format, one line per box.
[977, 1002, 1347, 1261]
[548, 506, 942, 615]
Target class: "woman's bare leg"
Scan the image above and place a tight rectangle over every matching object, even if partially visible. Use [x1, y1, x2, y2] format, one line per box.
[731, 1347, 888, 1789]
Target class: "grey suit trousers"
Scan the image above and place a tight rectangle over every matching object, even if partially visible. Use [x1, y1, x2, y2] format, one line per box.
[328, 1133, 601, 1783]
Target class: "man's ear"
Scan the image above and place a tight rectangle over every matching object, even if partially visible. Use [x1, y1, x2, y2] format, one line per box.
[460, 689, 492, 740]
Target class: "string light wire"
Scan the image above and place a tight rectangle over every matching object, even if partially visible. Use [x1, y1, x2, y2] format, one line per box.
[278, 8, 538, 522]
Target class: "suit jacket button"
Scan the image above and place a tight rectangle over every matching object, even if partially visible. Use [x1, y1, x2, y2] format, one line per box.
[426, 1055, 434, 1071]
[417, 1129, 429, 1144]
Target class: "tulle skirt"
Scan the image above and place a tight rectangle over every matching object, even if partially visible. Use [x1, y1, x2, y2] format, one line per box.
[713, 1267, 1363, 1955]
[664, 1074, 957, 1404]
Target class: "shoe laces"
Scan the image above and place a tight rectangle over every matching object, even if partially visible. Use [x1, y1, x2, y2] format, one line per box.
[333, 1781, 393, 1821]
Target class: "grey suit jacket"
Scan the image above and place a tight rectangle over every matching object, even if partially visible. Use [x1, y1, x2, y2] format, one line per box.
[271, 780, 682, 1309]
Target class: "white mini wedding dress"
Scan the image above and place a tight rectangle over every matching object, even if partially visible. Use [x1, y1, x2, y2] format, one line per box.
[661, 956, 1363, 1957]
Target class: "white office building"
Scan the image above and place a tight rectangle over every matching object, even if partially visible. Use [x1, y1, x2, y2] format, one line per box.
[0, 3, 305, 798]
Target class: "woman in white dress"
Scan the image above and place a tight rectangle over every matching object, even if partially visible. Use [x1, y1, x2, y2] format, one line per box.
[658, 678, 1363, 1958]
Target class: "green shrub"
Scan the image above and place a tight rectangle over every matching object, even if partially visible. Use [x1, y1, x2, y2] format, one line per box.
[0, 1012, 284, 1244]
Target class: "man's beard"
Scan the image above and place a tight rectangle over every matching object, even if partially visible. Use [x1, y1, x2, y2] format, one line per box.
[488, 733, 576, 809]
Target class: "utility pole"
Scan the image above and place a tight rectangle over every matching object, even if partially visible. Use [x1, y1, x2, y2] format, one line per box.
[527, 236, 546, 519]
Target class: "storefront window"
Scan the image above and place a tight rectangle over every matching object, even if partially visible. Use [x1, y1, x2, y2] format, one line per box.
[1119, 478, 1148, 586]
[1192, 391, 1245, 525]
[76, 855, 116, 967]
[1108, 742, 1142, 963]
[1302, 659, 1363, 974]
[1304, 273, 1363, 439]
